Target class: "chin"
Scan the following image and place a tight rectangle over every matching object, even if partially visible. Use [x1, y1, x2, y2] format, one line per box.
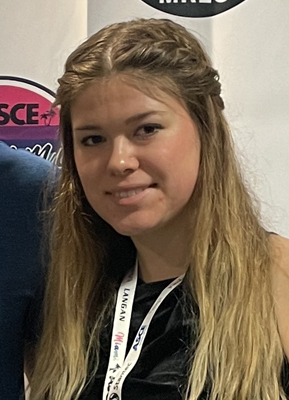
[109, 219, 157, 237]
[112, 225, 151, 237]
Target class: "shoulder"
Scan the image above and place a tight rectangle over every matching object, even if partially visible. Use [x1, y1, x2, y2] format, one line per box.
[270, 233, 289, 267]
[0, 141, 52, 185]
[270, 234, 289, 277]
[0, 142, 54, 206]
[269, 234, 289, 360]
[0, 142, 54, 235]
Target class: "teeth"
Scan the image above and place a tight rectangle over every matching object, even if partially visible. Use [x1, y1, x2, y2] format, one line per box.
[115, 188, 144, 198]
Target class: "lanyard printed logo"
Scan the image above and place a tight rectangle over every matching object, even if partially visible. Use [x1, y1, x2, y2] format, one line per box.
[103, 261, 184, 400]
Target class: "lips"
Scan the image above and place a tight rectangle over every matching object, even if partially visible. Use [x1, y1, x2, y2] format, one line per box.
[114, 188, 145, 198]
[108, 184, 156, 199]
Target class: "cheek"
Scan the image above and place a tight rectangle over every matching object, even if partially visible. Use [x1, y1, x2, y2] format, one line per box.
[170, 134, 200, 172]
[172, 141, 200, 198]
[74, 150, 98, 178]
[74, 157, 101, 198]
[173, 165, 199, 201]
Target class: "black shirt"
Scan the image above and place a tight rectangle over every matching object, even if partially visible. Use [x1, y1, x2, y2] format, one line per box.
[80, 278, 289, 400]
[81, 278, 193, 400]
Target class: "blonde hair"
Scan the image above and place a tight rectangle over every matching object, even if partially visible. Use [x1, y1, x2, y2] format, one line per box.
[30, 18, 286, 400]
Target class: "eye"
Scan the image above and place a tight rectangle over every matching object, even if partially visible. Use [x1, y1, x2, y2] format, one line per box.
[80, 135, 106, 146]
[135, 124, 163, 139]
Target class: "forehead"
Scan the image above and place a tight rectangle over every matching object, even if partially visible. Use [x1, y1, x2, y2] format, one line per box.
[70, 75, 188, 122]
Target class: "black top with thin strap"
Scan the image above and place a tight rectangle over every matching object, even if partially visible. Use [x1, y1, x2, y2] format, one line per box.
[80, 278, 289, 400]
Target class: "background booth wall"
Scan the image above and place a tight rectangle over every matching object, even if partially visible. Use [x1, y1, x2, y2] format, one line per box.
[0, 0, 87, 91]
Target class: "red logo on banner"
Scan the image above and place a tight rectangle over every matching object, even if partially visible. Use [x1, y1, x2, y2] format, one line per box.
[0, 76, 60, 162]
[140, 0, 246, 18]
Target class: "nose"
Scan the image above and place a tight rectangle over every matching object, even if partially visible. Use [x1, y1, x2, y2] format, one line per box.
[107, 137, 139, 176]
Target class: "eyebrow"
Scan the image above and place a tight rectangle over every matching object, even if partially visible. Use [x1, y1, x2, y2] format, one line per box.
[125, 111, 163, 124]
[73, 124, 102, 132]
[73, 111, 165, 132]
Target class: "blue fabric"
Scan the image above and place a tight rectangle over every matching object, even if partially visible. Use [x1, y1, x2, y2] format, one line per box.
[0, 142, 52, 400]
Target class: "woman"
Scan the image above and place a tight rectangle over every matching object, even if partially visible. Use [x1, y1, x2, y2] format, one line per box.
[29, 19, 289, 400]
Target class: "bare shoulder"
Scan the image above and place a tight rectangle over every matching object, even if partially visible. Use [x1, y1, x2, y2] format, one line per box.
[270, 234, 289, 275]
[269, 234, 289, 360]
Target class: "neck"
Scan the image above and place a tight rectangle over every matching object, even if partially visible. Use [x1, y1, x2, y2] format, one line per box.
[132, 224, 191, 283]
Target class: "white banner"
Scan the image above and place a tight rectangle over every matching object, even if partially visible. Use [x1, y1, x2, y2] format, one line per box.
[0, 0, 87, 91]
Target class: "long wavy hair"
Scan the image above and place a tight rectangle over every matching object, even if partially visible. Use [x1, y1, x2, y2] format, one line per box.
[30, 19, 286, 400]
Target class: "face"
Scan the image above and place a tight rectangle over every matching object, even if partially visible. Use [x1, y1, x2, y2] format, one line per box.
[71, 76, 200, 239]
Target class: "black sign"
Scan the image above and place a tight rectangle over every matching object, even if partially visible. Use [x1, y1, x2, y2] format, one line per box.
[140, 0, 246, 18]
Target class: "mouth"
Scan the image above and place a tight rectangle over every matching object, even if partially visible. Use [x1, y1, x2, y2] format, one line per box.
[108, 184, 157, 199]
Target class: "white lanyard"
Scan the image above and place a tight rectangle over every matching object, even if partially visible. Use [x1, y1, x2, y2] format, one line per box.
[102, 260, 185, 400]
